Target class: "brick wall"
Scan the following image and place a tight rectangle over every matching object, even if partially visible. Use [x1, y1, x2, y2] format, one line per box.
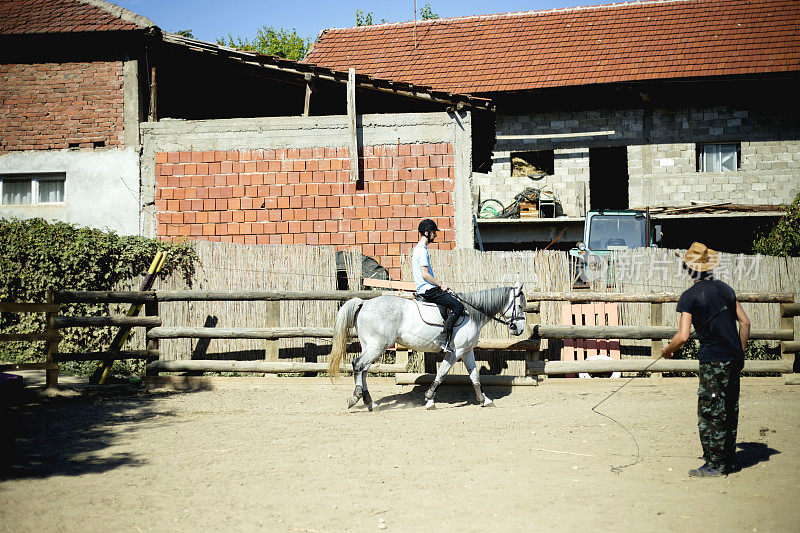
[155, 142, 455, 279]
[0, 61, 124, 152]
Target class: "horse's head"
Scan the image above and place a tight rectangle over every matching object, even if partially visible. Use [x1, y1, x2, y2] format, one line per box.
[505, 282, 526, 336]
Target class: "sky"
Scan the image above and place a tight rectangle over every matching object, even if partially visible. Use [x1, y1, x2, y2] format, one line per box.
[113, 0, 615, 44]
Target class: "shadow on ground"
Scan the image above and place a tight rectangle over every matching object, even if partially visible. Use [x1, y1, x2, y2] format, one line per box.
[367, 384, 513, 412]
[0, 381, 210, 481]
[735, 441, 780, 471]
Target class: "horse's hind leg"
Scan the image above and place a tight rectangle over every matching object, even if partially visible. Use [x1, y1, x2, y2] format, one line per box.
[348, 348, 381, 411]
[463, 350, 493, 407]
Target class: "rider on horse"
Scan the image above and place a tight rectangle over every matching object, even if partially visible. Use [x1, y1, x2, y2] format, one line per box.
[412, 219, 465, 353]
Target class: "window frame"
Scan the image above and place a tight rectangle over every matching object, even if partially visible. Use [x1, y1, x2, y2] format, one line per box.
[0, 172, 66, 206]
[696, 143, 741, 173]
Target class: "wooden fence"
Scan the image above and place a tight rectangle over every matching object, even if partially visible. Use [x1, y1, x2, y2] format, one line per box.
[3, 288, 796, 388]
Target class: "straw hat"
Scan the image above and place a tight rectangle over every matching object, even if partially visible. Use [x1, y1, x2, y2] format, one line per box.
[678, 242, 719, 272]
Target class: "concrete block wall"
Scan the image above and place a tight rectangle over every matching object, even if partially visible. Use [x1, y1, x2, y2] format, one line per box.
[0, 62, 125, 152]
[141, 112, 475, 281]
[154, 143, 455, 279]
[483, 104, 800, 216]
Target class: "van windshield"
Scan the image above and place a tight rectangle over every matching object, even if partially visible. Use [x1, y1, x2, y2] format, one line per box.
[588, 215, 647, 250]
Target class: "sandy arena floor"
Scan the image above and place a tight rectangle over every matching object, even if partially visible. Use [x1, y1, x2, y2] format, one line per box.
[1, 373, 798, 532]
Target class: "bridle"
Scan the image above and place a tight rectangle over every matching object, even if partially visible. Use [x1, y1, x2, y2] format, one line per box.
[452, 286, 525, 328]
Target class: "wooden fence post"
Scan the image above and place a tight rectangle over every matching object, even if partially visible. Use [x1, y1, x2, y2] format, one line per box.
[264, 300, 280, 362]
[781, 297, 799, 385]
[526, 302, 543, 381]
[45, 290, 59, 389]
[145, 299, 159, 377]
[650, 302, 663, 382]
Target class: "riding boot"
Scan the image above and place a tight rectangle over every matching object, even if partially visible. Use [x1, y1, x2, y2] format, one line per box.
[436, 312, 457, 353]
[425, 379, 441, 400]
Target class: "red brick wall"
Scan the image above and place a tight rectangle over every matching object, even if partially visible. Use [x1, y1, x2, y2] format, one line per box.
[0, 61, 124, 152]
[155, 143, 456, 279]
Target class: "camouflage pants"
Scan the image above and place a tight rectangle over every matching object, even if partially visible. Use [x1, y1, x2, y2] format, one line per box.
[697, 360, 743, 470]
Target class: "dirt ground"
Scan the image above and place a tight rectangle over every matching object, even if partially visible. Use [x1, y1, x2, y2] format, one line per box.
[1, 372, 798, 532]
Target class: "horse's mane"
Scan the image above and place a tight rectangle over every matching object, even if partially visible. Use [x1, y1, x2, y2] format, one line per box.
[455, 287, 513, 321]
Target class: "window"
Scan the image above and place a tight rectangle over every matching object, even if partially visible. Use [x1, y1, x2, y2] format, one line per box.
[511, 150, 555, 177]
[1, 173, 65, 205]
[697, 143, 740, 172]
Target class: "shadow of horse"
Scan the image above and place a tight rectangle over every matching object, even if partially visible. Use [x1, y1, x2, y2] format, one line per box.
[350, 383, 515, 412]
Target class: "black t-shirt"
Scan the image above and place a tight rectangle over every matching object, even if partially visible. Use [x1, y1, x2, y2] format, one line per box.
[675, 279, 744, 362]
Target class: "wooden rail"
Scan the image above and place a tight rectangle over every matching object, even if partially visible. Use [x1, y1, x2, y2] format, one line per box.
[147, 360, 405, 374]
[7, 288, 797, 386]
[532, 325, 792, 341]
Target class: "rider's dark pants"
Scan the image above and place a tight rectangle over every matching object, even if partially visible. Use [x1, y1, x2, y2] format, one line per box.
[421, 287, 465, 344]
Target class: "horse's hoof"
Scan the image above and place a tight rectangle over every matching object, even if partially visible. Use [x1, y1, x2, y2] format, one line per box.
[367, 402, 378, 412]
[482, 397, 495, 408]
[425, 399, 436, 410]
[347, 395, 360, 409]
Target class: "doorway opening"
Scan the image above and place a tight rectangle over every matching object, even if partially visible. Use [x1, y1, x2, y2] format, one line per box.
[589, 146, 629, 210]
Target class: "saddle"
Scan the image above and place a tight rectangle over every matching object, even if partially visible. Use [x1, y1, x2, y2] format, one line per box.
[413, 295, 466, 327]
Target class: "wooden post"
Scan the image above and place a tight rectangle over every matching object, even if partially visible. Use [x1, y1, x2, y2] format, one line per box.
[781, 297, 799, 384]
[148, 66, 157, 122]
[394, 345, 409, 371]
[144, 299, 159, 377]
[347, 68, 359, 182]
[264, 300, 280, 362]
[525, 302, 543, 381]
[302, 74, 314, 117]
[45, 290, 59, 389]
[650, 302, 663, 382]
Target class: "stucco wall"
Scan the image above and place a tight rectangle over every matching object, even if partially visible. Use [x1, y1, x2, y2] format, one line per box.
[0, 148, 141, 234]
[481, 104, 800, 216]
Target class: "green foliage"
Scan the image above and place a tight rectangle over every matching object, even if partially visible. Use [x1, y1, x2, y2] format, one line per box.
[175, 29, 195, 38]
[420, 3, 440, 20]
[355, 9, 374, 26]
[752, 193, 800, 256]
[0, 218, 197, 377]
[666, 339, 782, 377]
[355, 9, 389, 26]
[216, 26, 311, 61]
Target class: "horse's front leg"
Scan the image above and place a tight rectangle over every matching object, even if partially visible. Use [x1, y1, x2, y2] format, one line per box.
[424, 351, 459, 410]
[463, 349, 494, 407]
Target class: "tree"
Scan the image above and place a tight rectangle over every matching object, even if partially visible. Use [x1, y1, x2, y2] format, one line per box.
[216, 26, 311, 61]
[420, 3, 439, 20]
[175, 29, 195, 38]
[752, 193, 800, 256]
[355, 9, 374, 26]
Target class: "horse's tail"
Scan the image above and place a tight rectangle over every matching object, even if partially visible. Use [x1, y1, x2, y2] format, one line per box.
[329, 297, 363, 381]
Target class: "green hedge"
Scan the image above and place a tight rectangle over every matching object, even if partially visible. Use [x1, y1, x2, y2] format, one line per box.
[0, 218, 197, 376]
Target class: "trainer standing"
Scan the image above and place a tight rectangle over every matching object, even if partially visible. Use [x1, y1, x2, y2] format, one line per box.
[661, 242, 750, 477]
[412, 219, 464, 353]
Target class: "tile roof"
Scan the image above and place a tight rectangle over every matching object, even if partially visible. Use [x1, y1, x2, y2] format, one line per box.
[303, 0, 800, 94]
[0, 0, 155, 35]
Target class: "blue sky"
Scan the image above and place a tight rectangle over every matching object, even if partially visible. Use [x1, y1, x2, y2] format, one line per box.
[113, 0, 613, 44]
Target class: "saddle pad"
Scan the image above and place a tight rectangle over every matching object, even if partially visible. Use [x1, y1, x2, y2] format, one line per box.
[413, 299, 467, 327]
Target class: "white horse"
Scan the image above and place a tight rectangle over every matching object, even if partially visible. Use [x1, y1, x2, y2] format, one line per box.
[328, 283, 526, 410]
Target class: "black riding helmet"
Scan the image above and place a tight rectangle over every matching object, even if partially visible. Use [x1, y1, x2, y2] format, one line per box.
[418, 218, 439, 236]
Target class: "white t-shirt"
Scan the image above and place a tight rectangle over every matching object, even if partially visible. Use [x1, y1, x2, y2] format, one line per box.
[412, 241, 436, 295]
